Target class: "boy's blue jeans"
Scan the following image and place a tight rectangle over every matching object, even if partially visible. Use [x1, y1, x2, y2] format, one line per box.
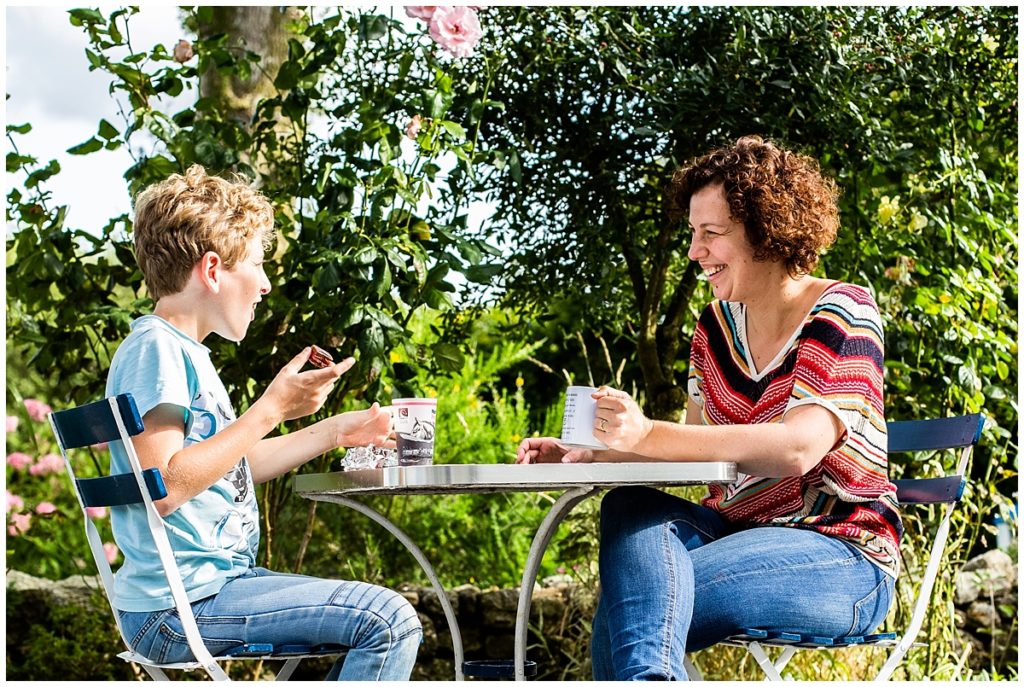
[117, 567, 421, 680]
[591, 486, 895, 680]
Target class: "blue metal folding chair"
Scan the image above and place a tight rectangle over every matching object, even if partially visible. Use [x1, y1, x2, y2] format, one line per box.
[48, 393, 346, 681]
[684, 413, 985, 681]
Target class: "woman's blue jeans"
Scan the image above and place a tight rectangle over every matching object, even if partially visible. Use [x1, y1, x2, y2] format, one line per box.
[591, 486, 895, 681]
[117, 567, 421, 680]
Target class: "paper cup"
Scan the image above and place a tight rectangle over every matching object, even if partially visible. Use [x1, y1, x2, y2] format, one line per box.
[560, 386, 608, 449]
[393, 398, 437, 466]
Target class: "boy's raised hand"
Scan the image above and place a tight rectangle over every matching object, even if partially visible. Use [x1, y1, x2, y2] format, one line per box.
[262, 347, 355, 422]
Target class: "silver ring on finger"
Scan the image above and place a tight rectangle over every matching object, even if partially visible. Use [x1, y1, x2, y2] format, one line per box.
[599, 418, 608, 432]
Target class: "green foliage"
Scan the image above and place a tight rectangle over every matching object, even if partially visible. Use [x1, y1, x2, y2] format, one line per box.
[4, 397, 118, 580]
[5, 586, 135, 680]
[267, 310, 571, 588]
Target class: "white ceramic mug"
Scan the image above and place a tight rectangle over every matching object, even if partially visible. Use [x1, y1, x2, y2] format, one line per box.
[559, 385, 608, 449]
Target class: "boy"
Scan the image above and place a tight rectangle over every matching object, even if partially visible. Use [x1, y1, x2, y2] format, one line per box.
[106, 165, 421, 680]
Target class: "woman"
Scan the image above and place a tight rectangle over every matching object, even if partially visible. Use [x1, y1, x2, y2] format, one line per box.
[516, 136, 901, 680]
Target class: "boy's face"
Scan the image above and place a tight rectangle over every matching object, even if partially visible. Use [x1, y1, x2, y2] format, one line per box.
[217, 234, 272, 342]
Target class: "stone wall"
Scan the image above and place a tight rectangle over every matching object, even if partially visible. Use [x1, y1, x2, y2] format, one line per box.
[6, 550, 1017, 680]
[951, 548, 1018, 673]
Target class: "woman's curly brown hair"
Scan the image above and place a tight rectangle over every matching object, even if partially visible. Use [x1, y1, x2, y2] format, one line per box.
[666, 135, 839, 276]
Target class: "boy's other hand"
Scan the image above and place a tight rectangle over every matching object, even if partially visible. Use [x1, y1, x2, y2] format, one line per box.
[333, 402, 393, 448]
[262, 347, 355, 422]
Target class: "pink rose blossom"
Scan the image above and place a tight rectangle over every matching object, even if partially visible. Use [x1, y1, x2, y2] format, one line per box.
[7, 415, 19, 432]
[35, 501, 57, 515]
[8, 512, 32, 536]
[405, 6, 438, 22]
[173, 38, 194, 63]
[85, 506, 108, 519]
[7, 452, 33, 471]
[29, 453, 64, 476]
[24, 398, 52, 422]
[406, 114, 423, 140]
[104, 542, 120, 564]
[429, 6, 483, 58]
[6, 490, 24, 513]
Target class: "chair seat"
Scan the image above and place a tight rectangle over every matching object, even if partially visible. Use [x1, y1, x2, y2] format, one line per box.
[117, 642, 347, 668]
[725, 628, 901, 649]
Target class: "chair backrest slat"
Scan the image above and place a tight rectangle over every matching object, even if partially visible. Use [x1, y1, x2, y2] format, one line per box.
[892, 476, 965, 505]
[49, 394, 144, 450]
[77, 468, 168, 507]
[887, 414, 984, 453]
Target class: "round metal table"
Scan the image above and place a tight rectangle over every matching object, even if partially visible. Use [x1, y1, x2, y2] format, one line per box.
[294, 462, 737, 680]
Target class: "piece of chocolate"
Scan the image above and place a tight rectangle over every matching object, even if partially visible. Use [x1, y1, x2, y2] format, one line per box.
[309, 345, 333, 369]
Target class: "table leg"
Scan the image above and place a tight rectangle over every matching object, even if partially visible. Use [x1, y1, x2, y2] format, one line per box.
[514, 486, 601, 681]
[332, 496, 465, 681]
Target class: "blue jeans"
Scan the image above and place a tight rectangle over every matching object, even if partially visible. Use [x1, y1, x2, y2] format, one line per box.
[117, 567, 421, 680]
[591, 486, 895, 680]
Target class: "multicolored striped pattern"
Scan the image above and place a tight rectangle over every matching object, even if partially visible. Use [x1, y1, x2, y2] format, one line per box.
[688, 282, 903, 578]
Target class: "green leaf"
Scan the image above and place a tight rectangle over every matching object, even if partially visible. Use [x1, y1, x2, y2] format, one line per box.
[432, 342, 465, 372]
[440, 120, 466, 140]
[66, 138, 103, 155]
[97, 119, 119, 140]
[68, 8, 104, 25]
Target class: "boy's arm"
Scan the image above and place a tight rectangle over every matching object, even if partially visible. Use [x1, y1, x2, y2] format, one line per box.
[133, 348, 345, 516]
[246, 404, 392, 483]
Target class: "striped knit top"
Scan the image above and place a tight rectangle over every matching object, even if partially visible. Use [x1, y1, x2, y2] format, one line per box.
[688, 281, 902, 579]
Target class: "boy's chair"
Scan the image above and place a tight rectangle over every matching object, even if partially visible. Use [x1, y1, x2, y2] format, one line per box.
[49, 393, 346, 681]
[684, 413, 985, 681]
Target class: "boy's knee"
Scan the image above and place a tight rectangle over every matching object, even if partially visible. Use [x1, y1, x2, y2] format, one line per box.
[376, 588, 422, 642]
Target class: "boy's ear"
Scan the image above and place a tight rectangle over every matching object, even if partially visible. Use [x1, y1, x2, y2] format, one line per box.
[197, 251, 224, 293]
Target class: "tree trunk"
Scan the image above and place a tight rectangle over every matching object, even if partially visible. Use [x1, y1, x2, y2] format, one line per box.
[198, 6, 297, 124]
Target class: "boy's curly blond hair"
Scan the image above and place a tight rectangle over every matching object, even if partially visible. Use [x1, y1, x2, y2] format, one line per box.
[132, 165, 275, 299]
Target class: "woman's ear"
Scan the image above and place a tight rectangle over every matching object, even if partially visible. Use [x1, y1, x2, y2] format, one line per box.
[196, 251, 224, 293]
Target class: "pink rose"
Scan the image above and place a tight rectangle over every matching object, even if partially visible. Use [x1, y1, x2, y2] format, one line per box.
[7, 452, 33, 471]
[85, 506, 108, 519]
[6, 490, 24, 513]
[35, 501, 57, 515]
[103, 542, 120, 564]
[173, 39, 194, 63]
[429, 6, 483, 58]
[7, 415, 19, 432]
[8, 512, 31, 536]
[406, 114, 423, 140]
[23, 398, 52, 422]
[29, 453, 64, 476]
[405, 6, 438, 22]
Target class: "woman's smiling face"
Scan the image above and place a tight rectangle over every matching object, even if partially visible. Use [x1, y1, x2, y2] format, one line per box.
[685, 183, 771, 303]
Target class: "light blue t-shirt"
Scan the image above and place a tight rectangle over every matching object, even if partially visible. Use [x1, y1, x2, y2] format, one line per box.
[105, 315, 260, 612]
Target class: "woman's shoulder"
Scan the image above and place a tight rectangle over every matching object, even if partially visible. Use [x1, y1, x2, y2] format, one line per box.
[808, 281, 884, 342]
[814, 281, 880, 316]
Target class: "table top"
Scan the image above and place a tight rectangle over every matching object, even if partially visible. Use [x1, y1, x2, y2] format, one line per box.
[294, 462, 737, 497]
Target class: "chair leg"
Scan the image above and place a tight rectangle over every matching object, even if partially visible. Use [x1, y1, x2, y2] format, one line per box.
[275, 658, 302, 681]
[683, 654, 703, 680]
[745, 642, 786, 681]
[140, 664, 173, 680]
[873, 644, 910, 681]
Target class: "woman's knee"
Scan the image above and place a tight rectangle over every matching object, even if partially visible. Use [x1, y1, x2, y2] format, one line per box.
[600, 486, 669, 526]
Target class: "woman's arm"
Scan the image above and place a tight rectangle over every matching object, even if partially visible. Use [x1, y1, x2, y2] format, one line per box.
[593, 387, 844, 477]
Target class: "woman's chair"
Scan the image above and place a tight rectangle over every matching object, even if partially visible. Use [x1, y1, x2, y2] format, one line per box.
[684, 413, 985, 681]
[48, 393, 346, 681]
